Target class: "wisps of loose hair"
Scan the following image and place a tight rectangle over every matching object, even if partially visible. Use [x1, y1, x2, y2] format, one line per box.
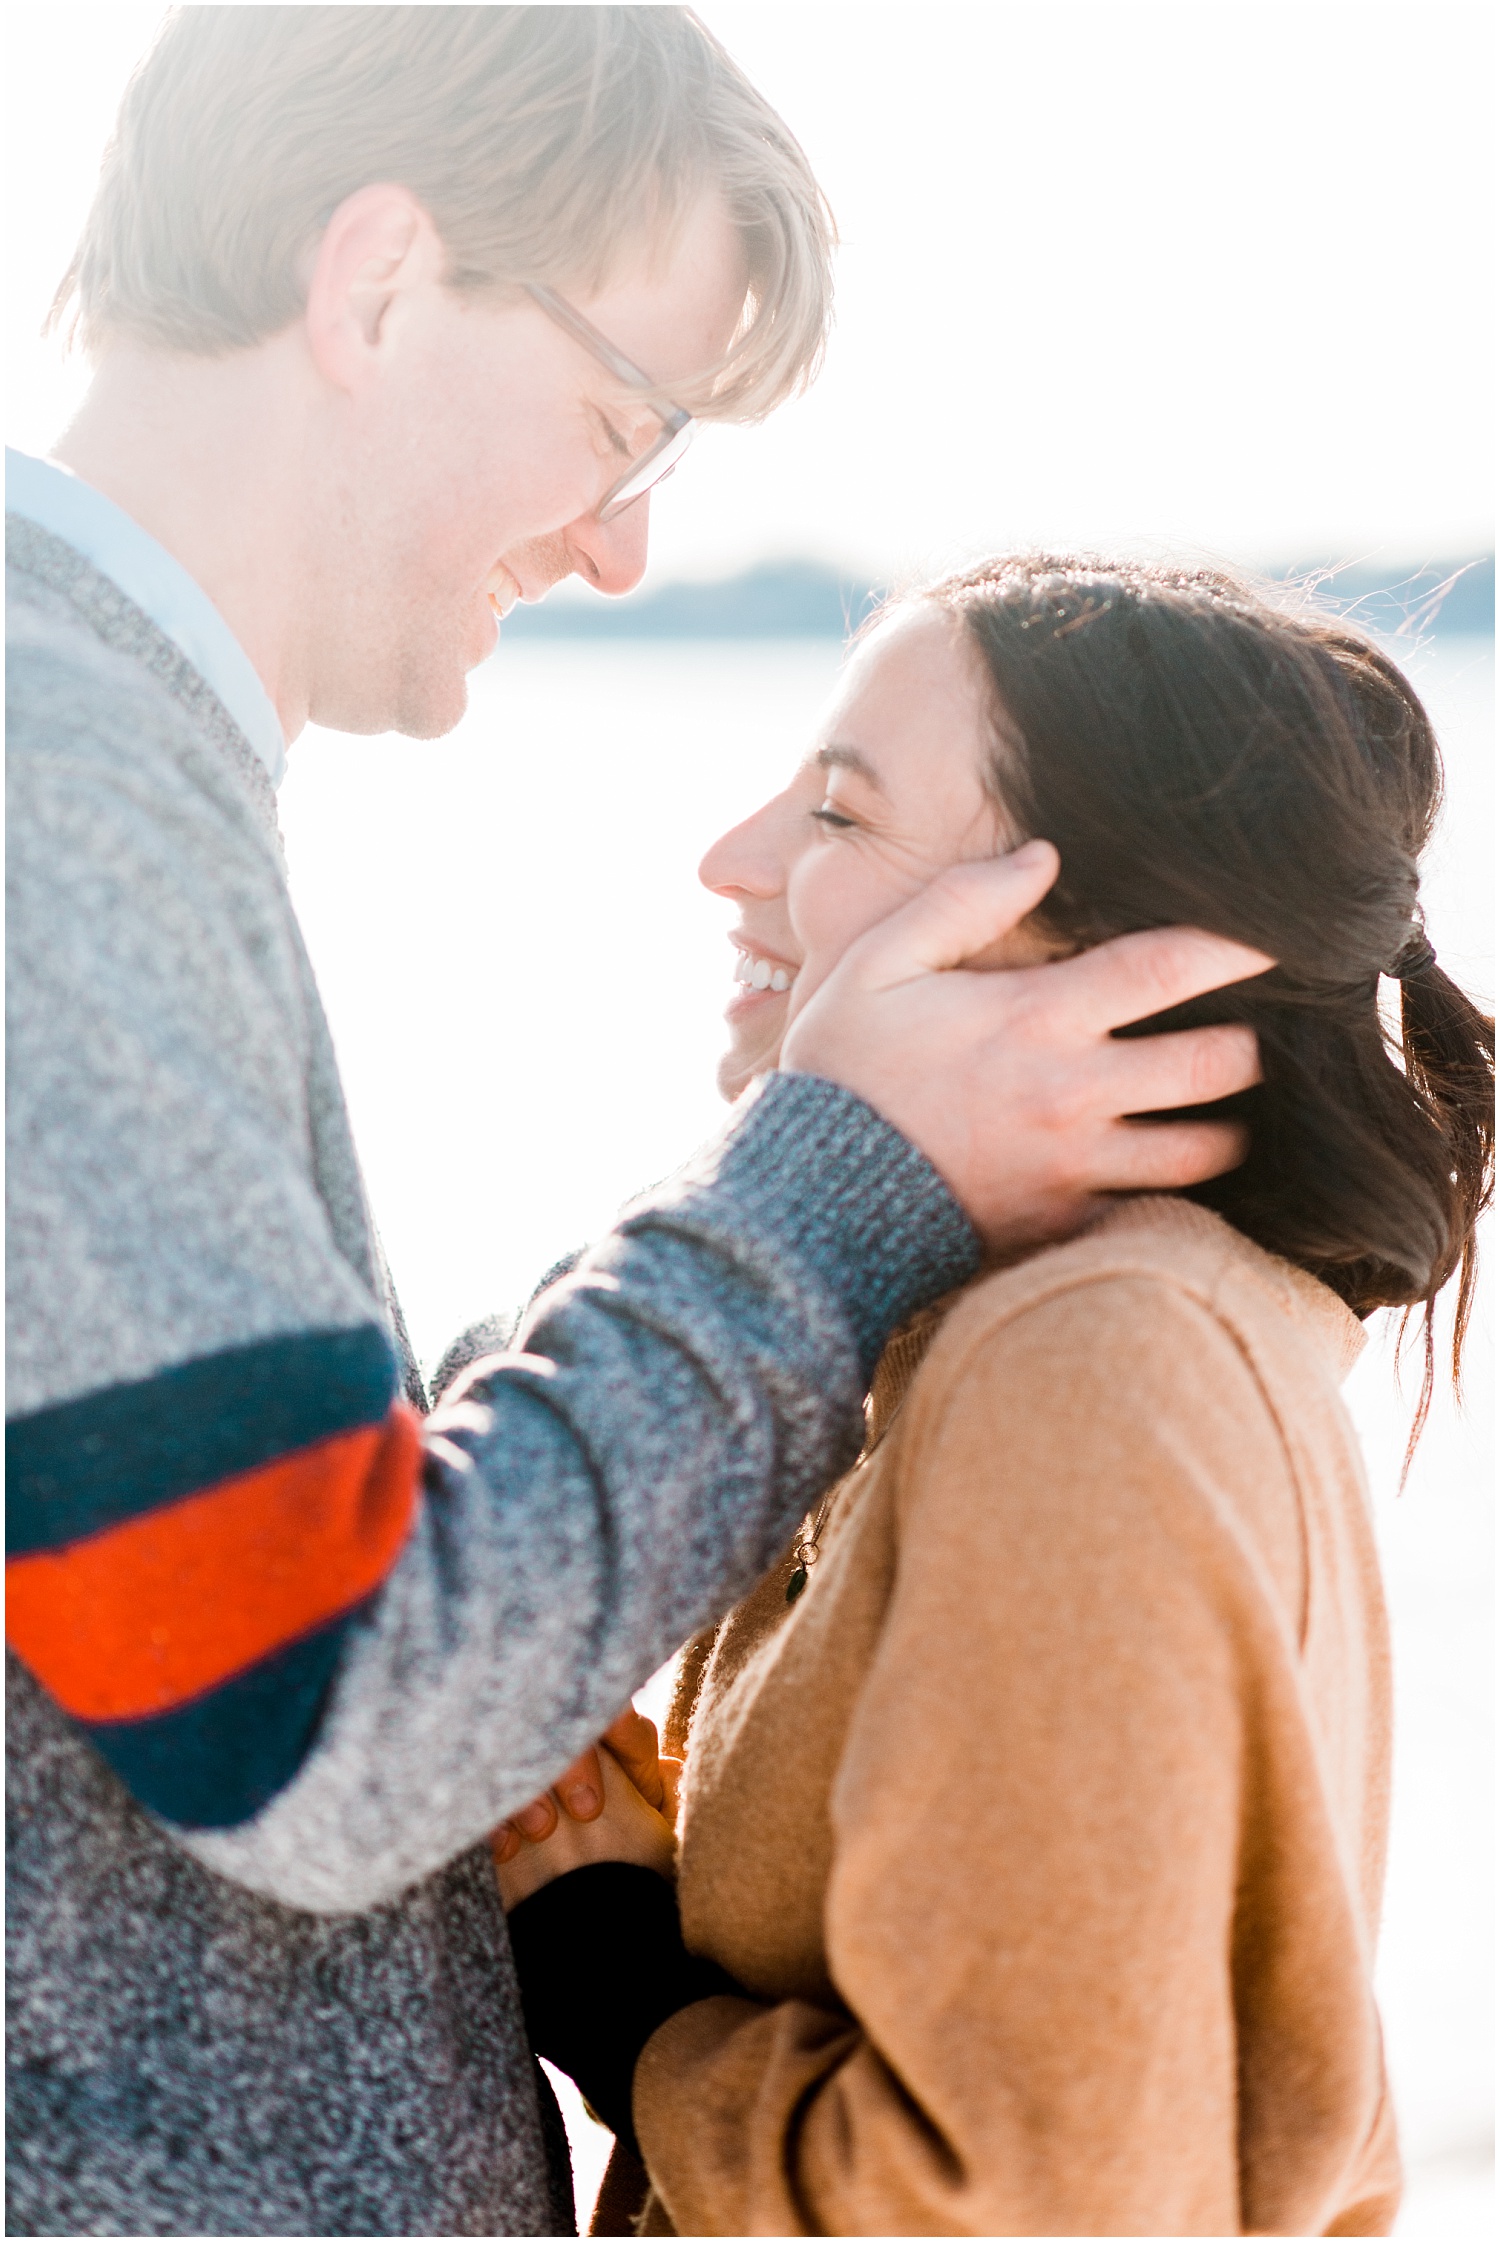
[48, 5, 835, 422]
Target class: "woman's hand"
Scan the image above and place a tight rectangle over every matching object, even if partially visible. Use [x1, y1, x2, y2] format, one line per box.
[492, 1730, 679, 1911]
[493, 1705, 681, 1856]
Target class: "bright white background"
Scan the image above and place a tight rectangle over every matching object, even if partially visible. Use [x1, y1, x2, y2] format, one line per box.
[5, 2, 1495, 576]
[5, 5, 1493, 2235]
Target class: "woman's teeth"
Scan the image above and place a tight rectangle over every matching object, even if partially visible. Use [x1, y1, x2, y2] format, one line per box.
[734, 951, 792, 994]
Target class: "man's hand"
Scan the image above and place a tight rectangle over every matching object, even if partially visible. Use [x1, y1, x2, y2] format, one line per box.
[491, 1732, 678, 1911]
[780, 841, 1272, 1256]
[492, 1705, 679, 1864]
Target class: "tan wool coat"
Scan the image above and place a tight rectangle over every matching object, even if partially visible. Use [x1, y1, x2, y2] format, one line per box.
[630, 1196, 1401, 2237]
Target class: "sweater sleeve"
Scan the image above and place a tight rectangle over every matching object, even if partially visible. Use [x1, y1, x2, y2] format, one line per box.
[632, 1278, 1383, 2237]
[5, 612, 977, 1911]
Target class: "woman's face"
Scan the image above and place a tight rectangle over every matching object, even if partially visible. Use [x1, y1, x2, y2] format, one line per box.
[700, 604, 1058, 1101]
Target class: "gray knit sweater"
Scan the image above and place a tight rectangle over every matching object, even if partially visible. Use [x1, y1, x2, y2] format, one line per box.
[4, 517, 977, 2237]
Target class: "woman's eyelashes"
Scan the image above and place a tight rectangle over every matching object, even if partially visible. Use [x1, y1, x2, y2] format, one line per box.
[810, 802, 858, 831]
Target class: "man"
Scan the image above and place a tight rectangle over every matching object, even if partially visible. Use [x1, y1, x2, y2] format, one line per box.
[6, 9, 1265, 2234]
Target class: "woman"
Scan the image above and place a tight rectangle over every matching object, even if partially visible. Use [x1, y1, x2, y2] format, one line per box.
[493, 556, 1493, 2237]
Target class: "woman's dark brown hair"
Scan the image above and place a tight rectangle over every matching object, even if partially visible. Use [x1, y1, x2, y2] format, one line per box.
[918, 554, 1494, 1451]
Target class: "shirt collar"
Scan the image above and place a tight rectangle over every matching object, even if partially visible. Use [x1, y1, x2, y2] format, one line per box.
[5, 447, 287, 789]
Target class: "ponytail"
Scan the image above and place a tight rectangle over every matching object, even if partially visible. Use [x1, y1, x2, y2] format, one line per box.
[1393, 943, 1496, 1465]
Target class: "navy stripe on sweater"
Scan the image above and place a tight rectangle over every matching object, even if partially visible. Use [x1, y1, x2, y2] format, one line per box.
[6, 1323, 399, 1555]
[88, 1606, 368, 1829]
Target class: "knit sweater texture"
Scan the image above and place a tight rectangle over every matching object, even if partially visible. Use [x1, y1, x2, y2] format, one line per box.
[4, 515, 977, 2237]
[630, 1197, 1401, 2237]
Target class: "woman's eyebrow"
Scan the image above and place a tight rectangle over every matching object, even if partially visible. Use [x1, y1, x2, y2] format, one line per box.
[817, 742, 888, 795]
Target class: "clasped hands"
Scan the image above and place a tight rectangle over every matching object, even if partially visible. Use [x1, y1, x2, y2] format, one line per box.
[491, 1705, 679, 1911]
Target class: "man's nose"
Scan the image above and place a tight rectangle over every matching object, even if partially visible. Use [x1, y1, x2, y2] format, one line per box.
[563, 492, 652, 596]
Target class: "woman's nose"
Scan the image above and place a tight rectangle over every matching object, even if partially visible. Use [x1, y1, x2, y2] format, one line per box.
[699, 801, 786, 898]
[563, 492, 652, 596]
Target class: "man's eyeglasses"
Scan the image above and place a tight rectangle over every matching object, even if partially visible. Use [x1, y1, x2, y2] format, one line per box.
[527, 283, 696, 524]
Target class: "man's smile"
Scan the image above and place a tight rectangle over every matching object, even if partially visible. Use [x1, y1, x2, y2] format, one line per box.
[486, 562, 521, 618]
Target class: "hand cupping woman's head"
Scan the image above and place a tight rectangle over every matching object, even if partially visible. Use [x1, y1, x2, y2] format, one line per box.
[702, 550, 1493, 1420]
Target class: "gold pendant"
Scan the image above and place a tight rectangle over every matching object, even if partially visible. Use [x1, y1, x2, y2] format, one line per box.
[786, 1536, 819, 1604]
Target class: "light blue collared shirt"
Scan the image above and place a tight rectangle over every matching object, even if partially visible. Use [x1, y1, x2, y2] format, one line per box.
[5, 447, 287, 789]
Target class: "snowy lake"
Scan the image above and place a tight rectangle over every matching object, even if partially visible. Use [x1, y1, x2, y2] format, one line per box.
[281, 633, 1494, 2237]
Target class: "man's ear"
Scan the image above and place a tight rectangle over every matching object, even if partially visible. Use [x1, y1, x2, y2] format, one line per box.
[303, 182, 447, 391]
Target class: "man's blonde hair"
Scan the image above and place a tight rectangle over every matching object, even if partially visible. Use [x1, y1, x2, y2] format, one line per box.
[50, 5, 835, 421]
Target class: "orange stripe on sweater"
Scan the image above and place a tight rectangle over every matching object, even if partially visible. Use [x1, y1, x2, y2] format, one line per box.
[5, 1405, 422, 1721]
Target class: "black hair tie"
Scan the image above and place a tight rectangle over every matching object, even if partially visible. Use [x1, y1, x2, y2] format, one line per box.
[1388, 928, 1437, 980]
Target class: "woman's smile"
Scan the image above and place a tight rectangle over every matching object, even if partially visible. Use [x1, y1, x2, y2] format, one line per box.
[727, 937, 797, 1012]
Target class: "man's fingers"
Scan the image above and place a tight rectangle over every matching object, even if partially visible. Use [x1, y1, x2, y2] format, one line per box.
[1109, 1021, 1261, 1117]
[1103, 1116, 1253, 1192]
[492, 1822, 522, 1866]
[1051, 925, 1275, 1035]
[851, 841, 1061, 982]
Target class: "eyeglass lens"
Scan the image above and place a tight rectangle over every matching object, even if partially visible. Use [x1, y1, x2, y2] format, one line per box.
[597, 416, 696, 523]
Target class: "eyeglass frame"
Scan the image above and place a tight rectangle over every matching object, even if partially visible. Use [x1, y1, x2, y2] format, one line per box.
[526, 283, 697, 525]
